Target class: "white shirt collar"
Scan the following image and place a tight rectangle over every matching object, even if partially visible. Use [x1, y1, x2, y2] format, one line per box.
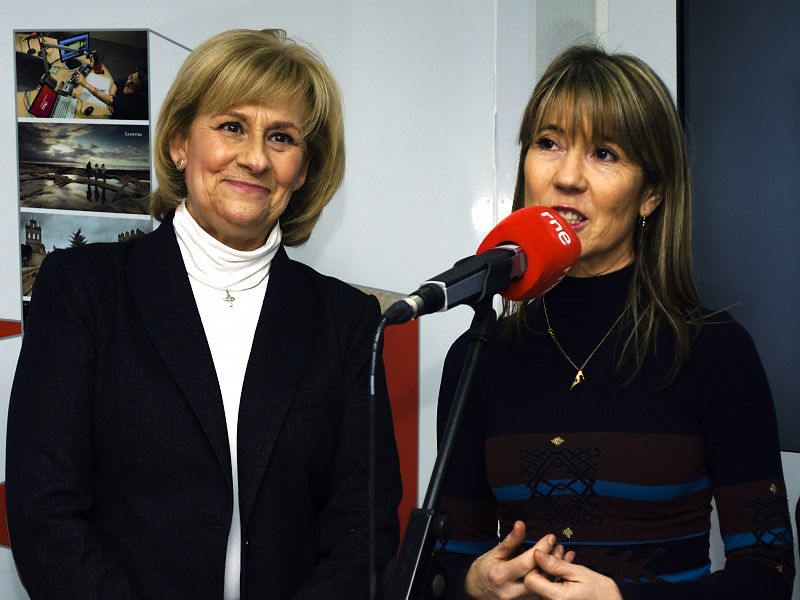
[173, 199, 281, 290]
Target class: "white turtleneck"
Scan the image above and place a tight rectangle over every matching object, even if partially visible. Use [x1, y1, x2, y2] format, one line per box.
[173, 201, 281, 600]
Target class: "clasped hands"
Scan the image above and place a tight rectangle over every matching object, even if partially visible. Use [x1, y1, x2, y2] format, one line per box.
[463, 521, 622, 600]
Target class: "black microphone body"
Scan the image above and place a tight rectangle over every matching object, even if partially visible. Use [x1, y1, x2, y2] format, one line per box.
[383, 245, 525, 324]
[382, 206, 581, 326]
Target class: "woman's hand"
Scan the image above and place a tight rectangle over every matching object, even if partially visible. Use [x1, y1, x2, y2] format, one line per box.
[76, 72, 88, 88]
[464, 521, 576, 599]
[523, 550, 622, 600]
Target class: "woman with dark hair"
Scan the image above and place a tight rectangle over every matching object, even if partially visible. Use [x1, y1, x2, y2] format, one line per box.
[435, 46, 794, 599]
[8, 29, 401, 600]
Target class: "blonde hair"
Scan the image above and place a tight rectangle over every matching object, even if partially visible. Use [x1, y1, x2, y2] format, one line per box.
[508, 45, 702, 383]
[150, 29, 345, 246]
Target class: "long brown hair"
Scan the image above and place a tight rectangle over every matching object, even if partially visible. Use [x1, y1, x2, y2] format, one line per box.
[506, 46, 702, 384]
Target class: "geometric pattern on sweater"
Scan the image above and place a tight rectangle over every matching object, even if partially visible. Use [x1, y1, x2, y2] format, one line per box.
[517, 446, 602, 527]
[742, 495, 793, 548]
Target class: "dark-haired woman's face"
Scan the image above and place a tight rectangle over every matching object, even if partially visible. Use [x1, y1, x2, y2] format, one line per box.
[170, 101, 308, 250]
[523, 114, 660, 277]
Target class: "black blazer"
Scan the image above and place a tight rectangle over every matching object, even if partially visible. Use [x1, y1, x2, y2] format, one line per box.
[6, 217, 402, 599]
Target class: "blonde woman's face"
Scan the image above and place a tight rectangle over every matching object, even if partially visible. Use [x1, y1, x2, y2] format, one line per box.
[170, 100, 308, 251]
[523, 111, 660, 277]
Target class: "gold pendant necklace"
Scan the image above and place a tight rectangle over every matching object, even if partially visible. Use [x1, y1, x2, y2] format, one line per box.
[542, 297, 627, 390]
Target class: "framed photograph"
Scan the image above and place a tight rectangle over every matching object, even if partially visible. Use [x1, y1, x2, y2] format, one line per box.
[15, 30, 149, 121]
[18, 122, 151, 215]
[20, 210, 154, 298]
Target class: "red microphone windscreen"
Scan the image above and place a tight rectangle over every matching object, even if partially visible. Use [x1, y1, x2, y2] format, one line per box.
[476, 206, 581, 301]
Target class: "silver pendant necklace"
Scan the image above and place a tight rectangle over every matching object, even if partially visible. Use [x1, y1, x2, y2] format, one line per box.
[186, 270, 269, 307]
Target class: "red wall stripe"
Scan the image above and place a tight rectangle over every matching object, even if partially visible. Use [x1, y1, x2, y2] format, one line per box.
[0, 483, 9, 547]
[0, 320, 22, 340]
[383, 320, 419, 542]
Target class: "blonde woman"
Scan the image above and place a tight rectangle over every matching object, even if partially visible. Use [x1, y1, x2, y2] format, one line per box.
[8, 29, 401, 600]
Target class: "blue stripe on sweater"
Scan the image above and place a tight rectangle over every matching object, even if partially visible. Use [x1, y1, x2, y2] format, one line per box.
[724, 528, 793, 552]
[622, 563, 711, 584]
[493, 475, 710, 502]
[659, 563, 711, 582]
[436, 539, 497, 555]
[525, 530, 707, 547]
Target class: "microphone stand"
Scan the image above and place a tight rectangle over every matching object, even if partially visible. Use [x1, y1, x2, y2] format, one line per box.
[32, 38, 93, 97]
[36, 38, 92, 72]
[385, 295, 496, 600]
[32, 34, 52, 81]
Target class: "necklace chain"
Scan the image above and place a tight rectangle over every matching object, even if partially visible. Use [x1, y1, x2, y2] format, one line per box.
[186, 270, 269, 307]
[542, 297, 627, 390]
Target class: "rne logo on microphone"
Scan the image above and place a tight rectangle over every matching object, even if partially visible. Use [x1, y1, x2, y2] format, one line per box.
[539, 211, 572, 246]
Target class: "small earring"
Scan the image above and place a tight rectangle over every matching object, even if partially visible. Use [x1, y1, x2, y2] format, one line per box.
[176, 158, 186, 171]
[641, 210, 647, 229]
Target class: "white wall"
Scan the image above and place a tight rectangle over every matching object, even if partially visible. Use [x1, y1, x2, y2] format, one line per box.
[1, 2, 796, 598]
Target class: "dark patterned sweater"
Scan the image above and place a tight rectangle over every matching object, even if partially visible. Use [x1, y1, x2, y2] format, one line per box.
[435, 265, 794, 599]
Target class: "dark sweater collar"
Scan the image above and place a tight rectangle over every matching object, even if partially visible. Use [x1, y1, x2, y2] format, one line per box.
[558, 262, 634, 292]
[546, 262, 634, 307]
